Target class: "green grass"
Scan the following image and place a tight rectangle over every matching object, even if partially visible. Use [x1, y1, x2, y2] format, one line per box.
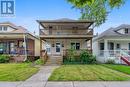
[49, 65, 130, 81]
[0, 63, 39, 81]
[102, 64, 130, 75]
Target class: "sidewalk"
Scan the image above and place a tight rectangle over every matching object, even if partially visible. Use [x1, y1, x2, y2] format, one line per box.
[0, 66, 130, 87]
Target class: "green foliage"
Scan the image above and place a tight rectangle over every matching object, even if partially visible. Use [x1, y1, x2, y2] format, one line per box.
[106, 59, 115, 64]
[67, 0, 125, 27]
[64, 49, 96, 64]
[0, 54, 10, 63]
[35, 59, 44, 65]
[67, 48, 76, 62]
[80, 50, 96, 64]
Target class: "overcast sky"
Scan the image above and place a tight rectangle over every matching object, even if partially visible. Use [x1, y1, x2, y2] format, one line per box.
[0, 0, 130, 35]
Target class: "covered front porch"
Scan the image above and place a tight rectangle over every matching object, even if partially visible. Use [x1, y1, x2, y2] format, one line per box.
[44, 38, 92, 56]
[97, 39, 130, 63]
[0, 34, 35, 62]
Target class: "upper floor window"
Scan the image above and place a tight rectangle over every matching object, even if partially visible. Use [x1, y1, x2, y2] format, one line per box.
[49, 26, 52, 29]
[0, 26, 8, 31]
[124, 28, 128, 34]
[3, 26, 7, 31]
[0, 26, 2, 31]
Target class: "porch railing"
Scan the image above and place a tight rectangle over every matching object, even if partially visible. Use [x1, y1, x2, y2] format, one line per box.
[98, 50, 130, 63]
[40, 29, 93, 35]
[0, 49, 34, 56]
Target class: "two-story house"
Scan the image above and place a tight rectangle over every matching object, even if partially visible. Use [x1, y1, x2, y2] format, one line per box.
[93, 24, 130, 64]
[0, 22, 40, 62]
[37, 18, 94, 64]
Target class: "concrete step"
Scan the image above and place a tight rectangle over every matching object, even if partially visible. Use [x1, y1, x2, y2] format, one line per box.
[45, 56, 63, 65]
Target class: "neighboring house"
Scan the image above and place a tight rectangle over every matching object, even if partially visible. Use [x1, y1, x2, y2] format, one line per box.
[37, 18, 94, 64]
[0, 22, 40, 62]
[93, 24, 130, 64]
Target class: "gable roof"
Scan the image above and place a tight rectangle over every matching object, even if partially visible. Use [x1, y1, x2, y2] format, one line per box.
[94, 24, 130, 40]
[0, 22, 39, 39]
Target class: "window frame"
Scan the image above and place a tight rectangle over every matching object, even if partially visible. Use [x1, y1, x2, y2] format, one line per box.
[124, 28, 128, 34]
[71, 42, 80, 50]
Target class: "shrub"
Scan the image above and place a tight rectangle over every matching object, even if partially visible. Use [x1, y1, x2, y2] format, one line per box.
[67, 48, 76, 62]
[106, 59, 115, 64]
[80, 50, 97, 64]
[0, 54, 10, 63]
[35, 59, 44, 65]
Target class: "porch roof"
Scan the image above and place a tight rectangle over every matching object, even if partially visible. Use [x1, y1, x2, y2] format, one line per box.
[0, 22, 39, 40]
[37, 18, 94, 29]
[93, 24, 130, 41]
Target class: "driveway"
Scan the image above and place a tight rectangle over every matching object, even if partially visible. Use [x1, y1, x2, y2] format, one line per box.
[0, 65, 130, 87]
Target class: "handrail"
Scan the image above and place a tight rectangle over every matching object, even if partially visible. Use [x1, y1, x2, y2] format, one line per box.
[120, 50, 130, 57]
[41, 50, 48, 63]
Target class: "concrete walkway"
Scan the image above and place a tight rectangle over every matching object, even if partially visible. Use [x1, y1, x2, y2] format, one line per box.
[0, 66, 130, 87]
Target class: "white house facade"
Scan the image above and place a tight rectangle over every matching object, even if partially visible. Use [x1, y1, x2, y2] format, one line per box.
[93, 24, 130, 64]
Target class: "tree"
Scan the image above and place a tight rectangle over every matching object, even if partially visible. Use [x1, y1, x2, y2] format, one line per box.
[67, 0, 125, 27]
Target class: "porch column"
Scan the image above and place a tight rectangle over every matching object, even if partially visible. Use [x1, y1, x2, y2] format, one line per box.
[40, 38, 42, 57]
[23, 34, 27, 61]
[104, 39, 108, 51]
[104, 39, 108, 62]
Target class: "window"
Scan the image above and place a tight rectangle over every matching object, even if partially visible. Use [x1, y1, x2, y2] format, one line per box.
[71, 43, 80, 50]
[76, 43, 80, 50]
[109, 42, 114, 50]
[71, 43, 76, 49]
[49, 26, 52, 29]
[3, 26, 7, 31]
[116, 44, 120, 49]
[100, 43, 104, 50]
[129, 43, 130, 50]
[57, 32, 60, 35]
[0, 26, 2, 31]
[18, 41, 24, 48]
[46, 48, 50, 53]
[125, 28, 128, 34]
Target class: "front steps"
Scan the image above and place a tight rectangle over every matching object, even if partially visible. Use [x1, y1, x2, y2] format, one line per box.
[45, 55, 63, 65]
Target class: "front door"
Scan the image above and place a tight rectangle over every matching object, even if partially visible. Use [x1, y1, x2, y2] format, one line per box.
[56, 43, 61, 53]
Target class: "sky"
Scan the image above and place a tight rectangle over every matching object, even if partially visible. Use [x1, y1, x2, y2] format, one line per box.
[0, 0, 130, 35]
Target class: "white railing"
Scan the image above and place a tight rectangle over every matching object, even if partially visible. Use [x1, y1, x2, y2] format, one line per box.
[98, 50, 130, 63]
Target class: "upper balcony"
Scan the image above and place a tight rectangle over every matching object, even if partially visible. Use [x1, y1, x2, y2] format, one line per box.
[37, 18, 94, 39]
[40, 28, 93, 39]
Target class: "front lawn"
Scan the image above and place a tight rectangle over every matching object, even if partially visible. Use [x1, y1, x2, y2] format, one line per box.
[49, 65, 130, 81]
[102, 64, 130, 75]
[0, 63, 39, 81]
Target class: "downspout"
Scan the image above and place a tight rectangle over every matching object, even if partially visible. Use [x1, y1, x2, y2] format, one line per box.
[23, 34, 27, 61]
